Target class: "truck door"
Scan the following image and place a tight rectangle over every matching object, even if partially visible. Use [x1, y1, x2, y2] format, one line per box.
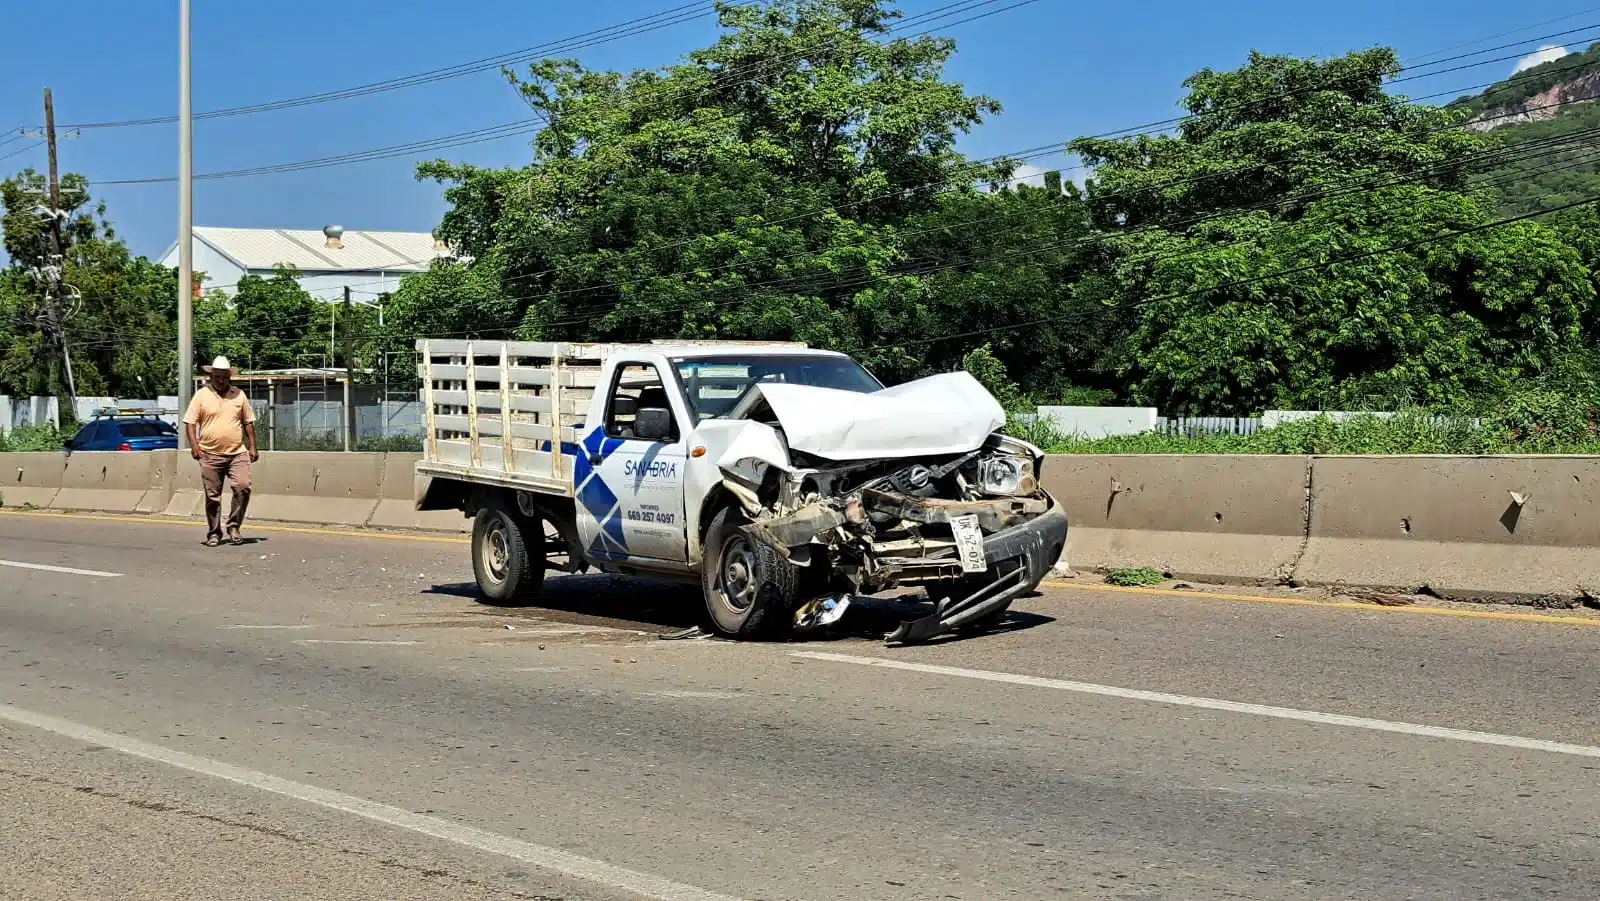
[574, 360, 690, 564]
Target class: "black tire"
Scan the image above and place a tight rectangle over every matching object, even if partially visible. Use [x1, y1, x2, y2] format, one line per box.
[701, 507, 800, 639]
[471, 501, 545, 606]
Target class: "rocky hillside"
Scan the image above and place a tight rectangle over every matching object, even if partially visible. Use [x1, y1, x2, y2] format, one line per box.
[1449, 42, 1600, 215]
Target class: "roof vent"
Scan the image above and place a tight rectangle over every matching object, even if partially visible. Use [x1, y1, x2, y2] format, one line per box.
[322, 224, 345, 249]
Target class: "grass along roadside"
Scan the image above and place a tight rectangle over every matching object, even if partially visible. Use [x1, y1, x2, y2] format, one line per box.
[1009, 396, 1600, 455]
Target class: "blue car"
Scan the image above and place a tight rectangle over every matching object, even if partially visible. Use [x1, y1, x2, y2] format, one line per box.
[65, 412, 179, 452]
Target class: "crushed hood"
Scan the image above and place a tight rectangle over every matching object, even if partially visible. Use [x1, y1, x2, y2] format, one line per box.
[736, 371, 1005, 462]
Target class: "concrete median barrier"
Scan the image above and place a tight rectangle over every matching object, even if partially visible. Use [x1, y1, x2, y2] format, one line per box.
[245, 452, 384, 526]
[1296, 456, 1600, 601]
[163, 454, 206, 518]
[50, 451, 171, 514]
[369, 453, 468, 532]
[1041, 455, 1312, 584]
[0, 452, 66, 509]
[10, 448, 1600, 605]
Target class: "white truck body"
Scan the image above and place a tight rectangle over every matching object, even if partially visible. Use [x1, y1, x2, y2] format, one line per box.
[414, 339, 1068, 643]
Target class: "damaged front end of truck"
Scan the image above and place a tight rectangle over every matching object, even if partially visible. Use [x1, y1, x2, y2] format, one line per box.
[711, 372, 1069, 645]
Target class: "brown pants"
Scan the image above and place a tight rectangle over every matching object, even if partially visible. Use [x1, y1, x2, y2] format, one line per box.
[200, 452, 252, 537]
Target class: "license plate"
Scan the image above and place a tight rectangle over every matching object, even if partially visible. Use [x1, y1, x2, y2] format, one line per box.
[950, 514, 986, 574]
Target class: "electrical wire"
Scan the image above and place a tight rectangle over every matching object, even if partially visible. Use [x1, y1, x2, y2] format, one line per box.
[55, 0, 997, 131]
[60, 1, 742, 130]
[62, 15, 1600, 340]
[86, 0, 1027, 188]
[159, 85, 1600, 339]
[463, 38, 1600, 300]
[1406, 6, 1600, 65]
[75, 122, 1600, 349]
[863, 187, 1600, 352]
[0, 140, 43, 164]
[64, 166, 1600, 357]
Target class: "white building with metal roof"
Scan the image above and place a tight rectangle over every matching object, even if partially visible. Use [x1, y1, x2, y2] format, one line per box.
[160, 225, 452, 302]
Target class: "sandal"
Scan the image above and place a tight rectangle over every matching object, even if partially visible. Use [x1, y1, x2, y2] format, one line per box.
[227, 531, 244, 546]
[203, 535, 221, 547]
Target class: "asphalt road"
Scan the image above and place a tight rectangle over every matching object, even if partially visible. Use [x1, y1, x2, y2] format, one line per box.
[0, 510, 1597, 900]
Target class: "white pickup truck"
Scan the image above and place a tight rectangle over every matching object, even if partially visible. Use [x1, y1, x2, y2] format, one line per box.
[413, 339, 1068, 644]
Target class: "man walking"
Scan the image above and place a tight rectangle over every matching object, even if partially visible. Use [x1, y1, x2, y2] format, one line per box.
[183, 356, 259, 546]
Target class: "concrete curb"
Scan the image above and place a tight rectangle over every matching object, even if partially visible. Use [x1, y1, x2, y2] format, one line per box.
[1296, 456, 1600, 600]
[0, 452, 65, 509]
[1041, 455, 1312, 585]
[51, 452, 163, 514]
[367, 452, 468, 533]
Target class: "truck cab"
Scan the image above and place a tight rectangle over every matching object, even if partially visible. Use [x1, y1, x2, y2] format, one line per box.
[415, 340, 1067, 644]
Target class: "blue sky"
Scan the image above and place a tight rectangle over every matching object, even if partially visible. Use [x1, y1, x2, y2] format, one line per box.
[0, 0, 1594, 259]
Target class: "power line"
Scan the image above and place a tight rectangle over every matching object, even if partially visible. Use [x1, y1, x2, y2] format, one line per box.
[54, 0, 1002, 131]
[67, 15, 1600, 340]
[1406, 6, 1600, 65]
[86, 0, 1027, 188]
[465, 31, 1600, 300]
[155, 83, 1600, 342]
[0, 140, 43, 164]
[92, 119, 543, 185]
[865, 187, 1600, 352]
[59, 1, 739, 130]
[164, 64, 1600, 343]
[527, 135, 1600, 336]
[85, 119, 1600, 349]
[67, 156, 1600, 356]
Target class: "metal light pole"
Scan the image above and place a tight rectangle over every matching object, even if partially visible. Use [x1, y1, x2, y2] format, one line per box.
[176, 0, 194, 446]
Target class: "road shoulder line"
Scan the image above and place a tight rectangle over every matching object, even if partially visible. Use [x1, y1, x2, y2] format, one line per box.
[0, 701, 742, 901]
[793, 651, 1600, 760]
[0, 559, 122, 578]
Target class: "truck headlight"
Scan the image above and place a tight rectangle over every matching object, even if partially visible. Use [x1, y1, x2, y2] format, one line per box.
[977, 455, 1036, 497]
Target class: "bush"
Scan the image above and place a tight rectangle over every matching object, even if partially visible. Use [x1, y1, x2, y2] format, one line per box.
[0, 424, 64, 453]
[358, 434, 424, 452]
[1026, 403, 1600, 455]
[1106, 567, 1165, 586]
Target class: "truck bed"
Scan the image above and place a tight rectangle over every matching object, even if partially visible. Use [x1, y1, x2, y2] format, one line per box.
[416, 339, 606, 497]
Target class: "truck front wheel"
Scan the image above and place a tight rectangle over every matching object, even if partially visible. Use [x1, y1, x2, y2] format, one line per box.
[472, 501, 545, 605]
[702, 507, 799, 639]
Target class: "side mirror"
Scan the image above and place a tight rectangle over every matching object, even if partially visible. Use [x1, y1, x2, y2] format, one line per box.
[634, 408, 675, 442]
[62, 438, 76, 450]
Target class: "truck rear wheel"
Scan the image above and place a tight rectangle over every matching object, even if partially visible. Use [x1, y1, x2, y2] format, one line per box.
[702, 507, 799, 639]
[472, 501, 545, 606]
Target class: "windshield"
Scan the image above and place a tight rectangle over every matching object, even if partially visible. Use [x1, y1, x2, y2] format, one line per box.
[674, 354, 882, 420]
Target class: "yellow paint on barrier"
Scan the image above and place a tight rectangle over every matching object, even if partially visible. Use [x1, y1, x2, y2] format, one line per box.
[1045, 580, 1600, 628]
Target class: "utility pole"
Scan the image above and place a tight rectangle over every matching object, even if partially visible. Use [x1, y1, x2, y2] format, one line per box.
[41, 89, 77, 415]
[343, 285, 356, 452]
[176, 0, 194, 447]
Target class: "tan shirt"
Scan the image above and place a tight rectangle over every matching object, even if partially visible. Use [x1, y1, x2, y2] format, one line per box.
[183, 386, 256, 456]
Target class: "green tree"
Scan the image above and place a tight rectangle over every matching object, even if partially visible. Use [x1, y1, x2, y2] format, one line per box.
[1, 169, 179, 401]
[401, 0, 1010, 382]
[197, 268, 335, 372]
[1069, 50, 1596, 413]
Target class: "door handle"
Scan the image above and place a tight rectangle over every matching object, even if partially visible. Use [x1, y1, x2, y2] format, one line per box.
[588, 453, 604, 466]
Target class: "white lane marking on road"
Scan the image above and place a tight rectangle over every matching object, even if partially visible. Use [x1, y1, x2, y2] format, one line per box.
[222, 624, 315, 630]
[0, 559, 121, 578]
[293, 639, 420, 646]
[0, 701, 743, 901]
[793, 651, 1600, 760]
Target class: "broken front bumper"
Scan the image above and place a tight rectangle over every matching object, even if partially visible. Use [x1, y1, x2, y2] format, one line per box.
[885, 502, 1069, 645]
